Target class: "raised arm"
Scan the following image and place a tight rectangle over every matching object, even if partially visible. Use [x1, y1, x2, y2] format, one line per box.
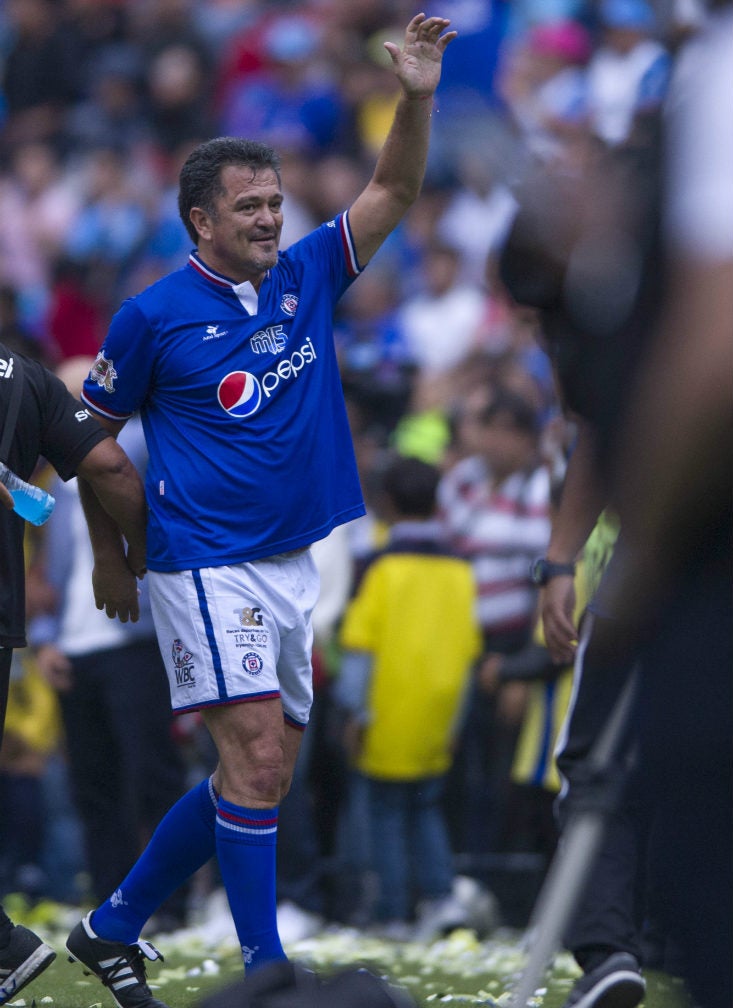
[348, 13, 457, 266]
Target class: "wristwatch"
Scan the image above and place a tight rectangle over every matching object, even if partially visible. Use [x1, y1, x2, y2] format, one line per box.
[530, 557, 576, 586]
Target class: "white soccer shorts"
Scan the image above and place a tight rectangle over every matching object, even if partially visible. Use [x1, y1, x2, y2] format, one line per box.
[148, 549, 319, 727]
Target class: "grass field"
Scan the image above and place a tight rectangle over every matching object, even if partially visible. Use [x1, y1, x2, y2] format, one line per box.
[1, 897, 693, 1008]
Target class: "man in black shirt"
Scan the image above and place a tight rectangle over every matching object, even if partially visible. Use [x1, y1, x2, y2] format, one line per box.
[0, 342, 147, 1005]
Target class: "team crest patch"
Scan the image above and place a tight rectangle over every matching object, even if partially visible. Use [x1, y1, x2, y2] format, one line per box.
[242, 651, 264, 676]
[280, 292, 299, 316]
[172, 638, 196, 687]
[90, 352, 118, 393]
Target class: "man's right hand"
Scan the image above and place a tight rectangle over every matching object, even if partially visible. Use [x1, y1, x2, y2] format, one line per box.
[92, 555, 141, 623]
[541, 575, 578, 665]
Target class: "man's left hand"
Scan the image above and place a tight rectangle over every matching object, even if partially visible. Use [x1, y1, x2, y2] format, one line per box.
[384, 13, 457, 98]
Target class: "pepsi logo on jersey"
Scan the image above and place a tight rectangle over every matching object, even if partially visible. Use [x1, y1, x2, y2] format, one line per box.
[217, 338, 317, 417]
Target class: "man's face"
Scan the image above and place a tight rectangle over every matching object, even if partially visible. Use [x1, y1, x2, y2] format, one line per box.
[195, 165, 284, 283]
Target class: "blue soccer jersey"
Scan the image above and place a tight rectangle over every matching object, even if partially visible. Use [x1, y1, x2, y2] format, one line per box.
[82, 213, 366, 572]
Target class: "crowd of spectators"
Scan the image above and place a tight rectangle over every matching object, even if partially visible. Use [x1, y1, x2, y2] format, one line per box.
[0, 0, 693, 934]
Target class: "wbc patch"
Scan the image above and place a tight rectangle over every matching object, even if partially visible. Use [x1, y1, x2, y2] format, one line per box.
[171, 638, 196, 687]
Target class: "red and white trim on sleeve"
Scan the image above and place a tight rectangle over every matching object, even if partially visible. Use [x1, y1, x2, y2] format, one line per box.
[339, 211, 362, 278]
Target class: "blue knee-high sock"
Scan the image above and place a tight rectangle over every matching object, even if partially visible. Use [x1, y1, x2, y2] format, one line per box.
[215, 798, 285, 971]
[92, 776, 217, 943]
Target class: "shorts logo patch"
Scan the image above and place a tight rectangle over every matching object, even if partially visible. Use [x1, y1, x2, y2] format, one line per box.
[172, 638, 196, 687]
[228, 609, 269, 648]
[239, 606, 264, 627]
[242, 651, 264, 676]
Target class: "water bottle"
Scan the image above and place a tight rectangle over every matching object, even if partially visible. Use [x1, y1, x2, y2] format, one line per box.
[0, 461, 55, 525]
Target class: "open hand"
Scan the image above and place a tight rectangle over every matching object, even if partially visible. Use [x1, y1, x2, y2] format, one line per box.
[384, 13, 457, 99]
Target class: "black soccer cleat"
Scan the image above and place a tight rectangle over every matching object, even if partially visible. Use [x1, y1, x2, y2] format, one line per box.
[66, 912, 170, 1008]
[0, 924, 57, 1005]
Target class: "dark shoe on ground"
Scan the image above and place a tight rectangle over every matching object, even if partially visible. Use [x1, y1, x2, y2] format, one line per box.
[0, 924, 56, 1005]
[66, 912, 170, 1008]
[563, 952, 645, 1008]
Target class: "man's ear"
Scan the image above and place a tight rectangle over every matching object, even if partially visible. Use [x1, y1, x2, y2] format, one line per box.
[189, 207, 211, 242]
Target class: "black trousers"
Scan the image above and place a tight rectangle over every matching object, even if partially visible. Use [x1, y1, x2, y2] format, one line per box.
[0, 647, 11, 753]
[58, 638, 188, 905]
[636, 560, 732, 1008]
[555, 612, 649, 969]
[0, 647, 13, 934]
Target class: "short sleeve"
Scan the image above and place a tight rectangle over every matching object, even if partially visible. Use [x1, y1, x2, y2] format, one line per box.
[82, 300, 156, 420]
[37, 367, 109, 480]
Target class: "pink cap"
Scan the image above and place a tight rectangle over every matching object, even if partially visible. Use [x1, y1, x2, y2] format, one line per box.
[528, 20, 593, 65]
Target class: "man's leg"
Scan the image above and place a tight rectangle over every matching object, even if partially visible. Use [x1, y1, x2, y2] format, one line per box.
[0, 652, 57, 1004]
[82, 775, 218, 942]
[0, 648, 11, 755]
[65, 777, 218, 1008]
[555, 614, 646, 1008]
[204, 698, 302, 972]
[639, 561, 732, 1008]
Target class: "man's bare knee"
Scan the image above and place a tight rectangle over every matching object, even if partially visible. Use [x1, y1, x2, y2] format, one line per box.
[203, 699, 286, 807]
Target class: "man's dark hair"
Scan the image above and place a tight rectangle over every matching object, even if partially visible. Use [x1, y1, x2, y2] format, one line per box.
[381, 454, 441, 520]
[178, 137, 282, 243]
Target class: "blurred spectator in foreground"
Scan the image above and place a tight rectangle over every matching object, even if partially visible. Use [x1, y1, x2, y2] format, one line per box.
[496, 5, 730, 1005]
[604, 5, 732, 1004]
